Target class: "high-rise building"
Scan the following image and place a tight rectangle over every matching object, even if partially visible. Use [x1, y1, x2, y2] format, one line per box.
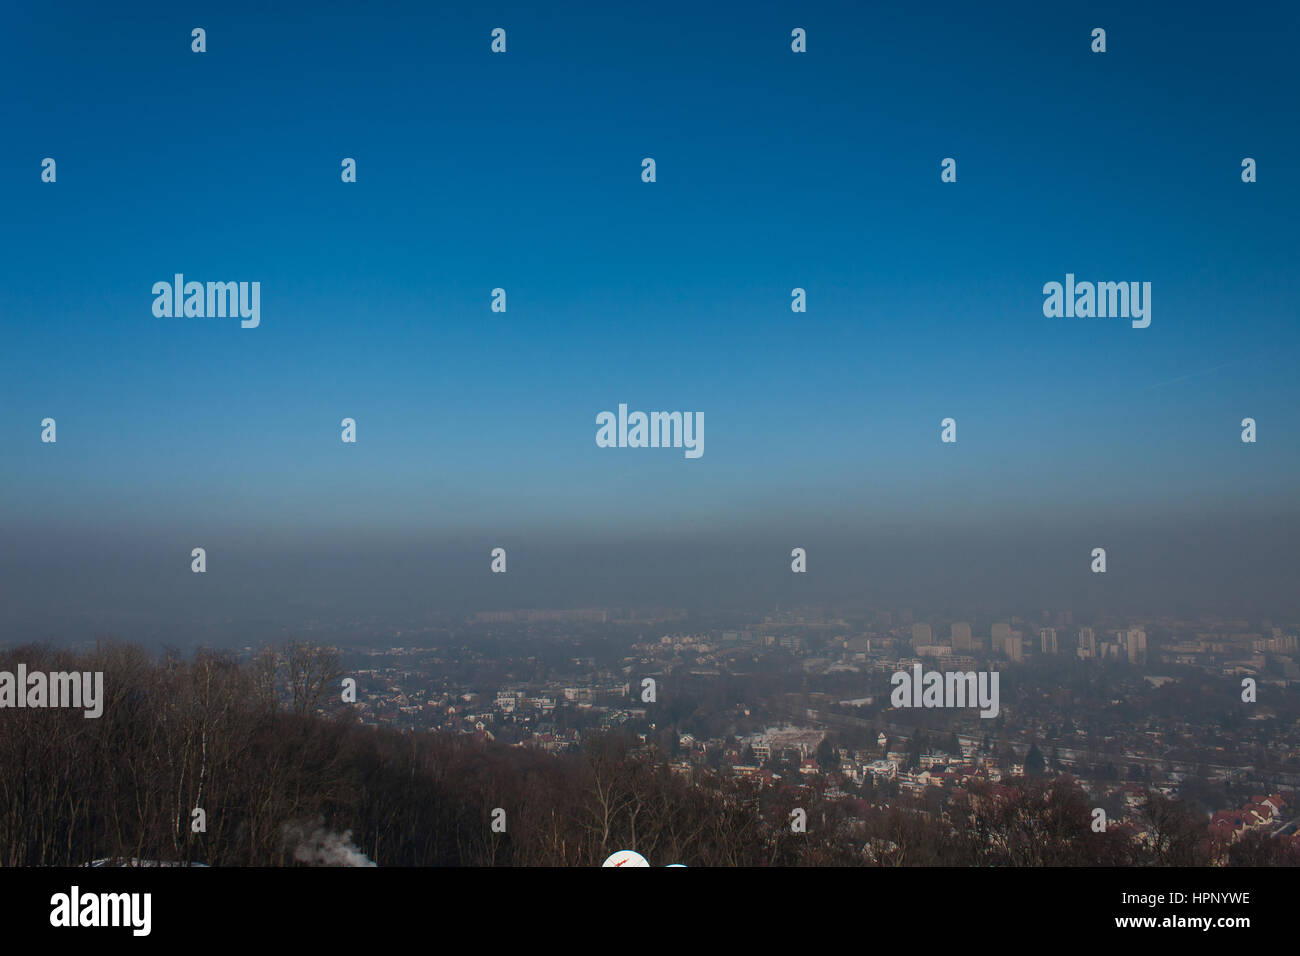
[911, 622, 933, 647]
[1126, 628, 1147, 664]
[1077, 627, 1096, 659]
[1040, 627, 1058, 655]
[1004, 634, 1023, 662]
[992, 622, 1013, 660]
[951, 622, 973, 652]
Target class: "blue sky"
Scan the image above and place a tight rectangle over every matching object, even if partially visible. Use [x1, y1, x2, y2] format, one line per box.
[1, 2, 1297, 635]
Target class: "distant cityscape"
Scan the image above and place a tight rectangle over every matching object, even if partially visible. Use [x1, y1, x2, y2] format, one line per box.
[173, 604, 1300, 861]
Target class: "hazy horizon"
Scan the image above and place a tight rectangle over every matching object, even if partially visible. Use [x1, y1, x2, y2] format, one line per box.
[3, 2, 1298, 646]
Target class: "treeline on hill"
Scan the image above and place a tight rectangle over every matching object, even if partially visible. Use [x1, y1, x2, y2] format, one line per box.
[0, 642, 1293, 867]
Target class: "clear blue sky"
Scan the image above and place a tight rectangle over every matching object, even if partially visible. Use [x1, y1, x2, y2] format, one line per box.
[1, 1, 1297, 639]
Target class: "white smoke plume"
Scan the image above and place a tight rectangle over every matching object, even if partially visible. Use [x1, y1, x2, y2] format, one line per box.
[282, 818, 377, 867]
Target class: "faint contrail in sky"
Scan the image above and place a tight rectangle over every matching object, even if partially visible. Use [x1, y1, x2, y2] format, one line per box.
[1142, 358, 1252, 391]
